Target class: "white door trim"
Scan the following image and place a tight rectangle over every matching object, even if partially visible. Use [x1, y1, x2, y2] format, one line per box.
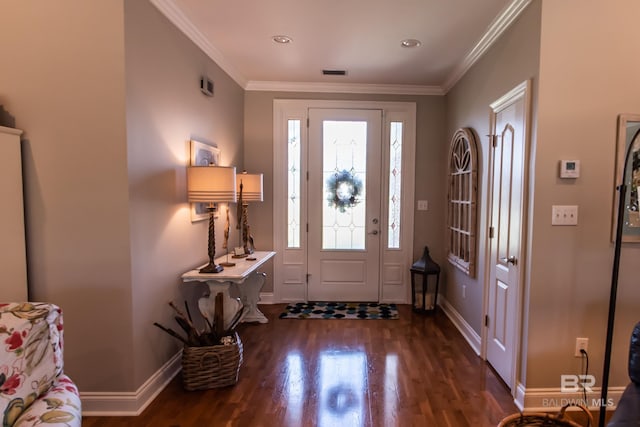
[272, 99, 416, 303]
[481, 80, 532, 395]
[307, 108, 383, 302]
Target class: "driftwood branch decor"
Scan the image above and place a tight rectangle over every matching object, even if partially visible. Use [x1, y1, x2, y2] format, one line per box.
[154, 296, 243, 347]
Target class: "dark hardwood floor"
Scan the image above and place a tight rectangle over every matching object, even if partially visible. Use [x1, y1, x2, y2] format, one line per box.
[84, 304, 523, 427]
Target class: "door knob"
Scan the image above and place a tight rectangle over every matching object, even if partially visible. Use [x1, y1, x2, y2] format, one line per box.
[368, 230, 379, 235]
[500, 256, 517, 265]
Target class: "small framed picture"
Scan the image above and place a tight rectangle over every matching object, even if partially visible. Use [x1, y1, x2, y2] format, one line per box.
[190, 139, 221, 222]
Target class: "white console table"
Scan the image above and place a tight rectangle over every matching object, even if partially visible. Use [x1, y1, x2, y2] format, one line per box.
[181, 251, 275, 328]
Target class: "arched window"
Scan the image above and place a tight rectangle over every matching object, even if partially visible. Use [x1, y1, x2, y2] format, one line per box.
[447, 128, 478, 277]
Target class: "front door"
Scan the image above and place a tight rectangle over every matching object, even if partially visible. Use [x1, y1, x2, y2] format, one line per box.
[307, 108, 382, 301]
[486, 81, 530, 389]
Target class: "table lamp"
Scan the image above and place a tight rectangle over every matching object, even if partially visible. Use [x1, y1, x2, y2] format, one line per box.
[187, 165, 237, 273]
[236, 171, 263, 254]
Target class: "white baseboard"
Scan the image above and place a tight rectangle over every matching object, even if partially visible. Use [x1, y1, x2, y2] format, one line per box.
[514, 382, 624, 412]
[79, 296, 626, 416]
[438, 296, 481, 355]
[258, 292, 274, 304]
[437, 300, 624, 413]
[258, 293, 407, 305]
[80, 350, 182, 416]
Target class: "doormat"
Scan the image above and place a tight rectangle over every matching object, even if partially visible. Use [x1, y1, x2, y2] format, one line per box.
[279, 302, 399, 320]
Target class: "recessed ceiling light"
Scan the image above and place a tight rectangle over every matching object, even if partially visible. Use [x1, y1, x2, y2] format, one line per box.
[272, 35, 292, 44]
[400, 39, 421, 48]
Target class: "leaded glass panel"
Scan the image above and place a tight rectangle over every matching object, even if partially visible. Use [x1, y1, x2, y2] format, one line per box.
[322, 121, 367, 250]
[287, 119, 301, 248]
[388, 122, 403, 249]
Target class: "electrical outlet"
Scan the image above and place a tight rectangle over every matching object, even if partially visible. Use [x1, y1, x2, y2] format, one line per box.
[575, 337, 588, 357]
[462, 285, 466, 299]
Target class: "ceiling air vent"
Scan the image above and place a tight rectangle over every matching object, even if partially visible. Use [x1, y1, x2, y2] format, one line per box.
[322, 69, 347, 76]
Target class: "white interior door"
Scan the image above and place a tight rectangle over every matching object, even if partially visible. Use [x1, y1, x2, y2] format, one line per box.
[307, 108, 382, 301]
[486, 81, 530, 389]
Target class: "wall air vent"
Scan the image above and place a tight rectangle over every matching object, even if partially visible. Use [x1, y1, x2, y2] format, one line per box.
[322, 69, 347, 76]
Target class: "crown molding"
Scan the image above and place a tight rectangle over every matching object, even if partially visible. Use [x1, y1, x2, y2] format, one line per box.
[151, 0, 529, 96]
[149, 0, 247, 88]
[441, 0, 532, 94]
[245, 80, 444, 96]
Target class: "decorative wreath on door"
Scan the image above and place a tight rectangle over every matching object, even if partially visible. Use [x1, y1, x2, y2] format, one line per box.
[326, 169, 363, 213]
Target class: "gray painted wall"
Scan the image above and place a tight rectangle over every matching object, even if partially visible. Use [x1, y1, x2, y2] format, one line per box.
[0, 1, 133, 391]
[124, 0, 245, 390]
[444, 0, 541, 352]
[244, 92, 447, 293]
[0, 0, 244, 392]
[446, 0, 640, 391]
[2, 0, 639, 399]
[526, 0, 640, 388]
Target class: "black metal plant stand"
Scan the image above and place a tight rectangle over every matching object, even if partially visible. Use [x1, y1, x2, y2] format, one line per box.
[599, 126, 640, 427]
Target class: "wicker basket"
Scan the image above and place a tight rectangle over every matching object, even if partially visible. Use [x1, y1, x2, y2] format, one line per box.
[498, 404, 593, 427]
[181, 332, 243, 390]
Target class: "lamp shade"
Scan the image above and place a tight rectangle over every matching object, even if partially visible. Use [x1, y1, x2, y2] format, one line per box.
[237, 172, 263, 202]
[187, 166, 237, 203]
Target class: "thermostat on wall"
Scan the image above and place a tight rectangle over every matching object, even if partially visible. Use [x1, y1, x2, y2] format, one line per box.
[200, 76, 214, 97]
[560, 160, 580, 178]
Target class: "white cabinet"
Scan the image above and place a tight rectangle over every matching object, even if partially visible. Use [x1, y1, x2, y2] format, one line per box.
[0, 126, 27, 301]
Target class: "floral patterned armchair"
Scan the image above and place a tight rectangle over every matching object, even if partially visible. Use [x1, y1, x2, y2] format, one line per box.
[0, 303, 81, 427]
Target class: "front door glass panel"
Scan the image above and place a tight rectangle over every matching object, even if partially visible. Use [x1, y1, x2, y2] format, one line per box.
[322, 120, 367, 250]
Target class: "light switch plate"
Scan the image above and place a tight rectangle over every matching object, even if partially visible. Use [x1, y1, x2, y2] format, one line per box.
[552, 205, 578, 225]
[417, 200, 429, 211]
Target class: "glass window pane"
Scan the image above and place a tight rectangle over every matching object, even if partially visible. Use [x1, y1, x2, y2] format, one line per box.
[447, 128, 478, 277]
[322, 120, 367, 250]
[388, 122, 403, 249]
[287, 119, 301, 248]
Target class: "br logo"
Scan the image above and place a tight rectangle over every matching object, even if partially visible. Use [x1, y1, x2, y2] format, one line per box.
[560, 375, 595, 392]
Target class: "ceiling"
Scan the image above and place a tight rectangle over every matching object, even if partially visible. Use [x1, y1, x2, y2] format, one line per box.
[150, 0, 530, 95]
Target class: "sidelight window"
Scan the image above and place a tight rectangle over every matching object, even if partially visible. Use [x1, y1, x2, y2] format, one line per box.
[287, 119, 301, 248]
[388, 122, 403, 249]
